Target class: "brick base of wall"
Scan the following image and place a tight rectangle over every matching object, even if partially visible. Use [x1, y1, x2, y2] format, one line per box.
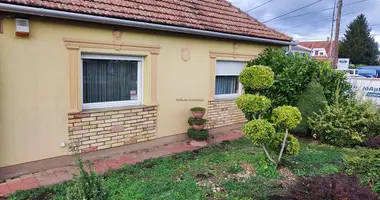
[68, 106, 157, 154]
[207, 99, 247, 128]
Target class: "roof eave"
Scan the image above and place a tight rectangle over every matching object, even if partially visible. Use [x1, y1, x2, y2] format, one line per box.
[0, 3, 296, 46]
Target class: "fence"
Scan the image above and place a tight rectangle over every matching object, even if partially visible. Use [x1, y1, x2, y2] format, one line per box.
[347, 77, 380, 105]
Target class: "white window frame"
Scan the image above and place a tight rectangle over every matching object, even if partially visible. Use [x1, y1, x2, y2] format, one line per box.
[81, 53, 143, 110]
[215, 61, 244, 100]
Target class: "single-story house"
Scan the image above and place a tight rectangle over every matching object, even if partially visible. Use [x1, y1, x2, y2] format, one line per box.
[0, 0, 294, 178]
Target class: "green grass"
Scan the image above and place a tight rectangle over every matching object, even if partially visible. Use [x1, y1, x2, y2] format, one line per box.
[9, 138, 352, 200]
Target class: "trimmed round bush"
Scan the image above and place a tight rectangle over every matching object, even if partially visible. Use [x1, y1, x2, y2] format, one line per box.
[236, 94, 271, 120]
[270, 133, 300, 156]
[271, 106, 302, 129]
[243, 119, 275, 146]
[187, 128, 209, 141]
[190, 107, 206, 112]
[239, 65, 274, 90]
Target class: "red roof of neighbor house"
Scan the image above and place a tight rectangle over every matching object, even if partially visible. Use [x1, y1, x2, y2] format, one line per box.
[0, 0, 291, 41]
[299, 40, 336, 57]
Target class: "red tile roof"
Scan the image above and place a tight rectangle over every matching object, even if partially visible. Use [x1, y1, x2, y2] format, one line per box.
[299, 40, 337, 59]
[0, 0, 291, 41]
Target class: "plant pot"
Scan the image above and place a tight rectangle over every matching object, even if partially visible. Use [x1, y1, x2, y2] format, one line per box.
[192, 111, 205, 119]
[192, 123, 206, 131]
[190, 140, 208, 147]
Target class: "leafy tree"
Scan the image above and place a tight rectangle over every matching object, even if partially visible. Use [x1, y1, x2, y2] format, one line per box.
[339, 14, 379, 65]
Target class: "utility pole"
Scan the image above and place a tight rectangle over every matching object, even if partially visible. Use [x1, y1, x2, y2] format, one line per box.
[328, 0, 337, 60]
[331, 0, 343, 69]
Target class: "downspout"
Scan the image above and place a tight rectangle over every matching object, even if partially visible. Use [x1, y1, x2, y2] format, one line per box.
[0, 3, 296, 46]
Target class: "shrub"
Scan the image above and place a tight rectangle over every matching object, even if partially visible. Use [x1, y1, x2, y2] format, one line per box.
[66, 158, 107, 200]
[271, 106, 302, 130]
[365, 136, 380, 149]
[243, 119, 275, 146]
[316, 63, 351, 105]
[286, 174, 378, 200]
[308, 100, 380, 147]
[188, 117, 207, 126]
[190, 107, 206, 112]
[236, 94, 271, 120]
[270, 133, 300, 157]
[187, 128, 209, 141]
[293, 79, 327, 135]
[248, 48, 350, 107]
[344, 148, 380, 194]
[239, 65, 274, 91]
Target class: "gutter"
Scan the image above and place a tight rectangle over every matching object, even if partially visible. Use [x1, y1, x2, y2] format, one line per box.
[0, 3, 297, 46]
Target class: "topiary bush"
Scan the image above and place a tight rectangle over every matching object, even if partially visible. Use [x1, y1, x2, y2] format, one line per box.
[293, 79, 327, 136]
[239, 65, 274, 91]
[236, 94, 271, 121]
[243, 119, 275, 146]
[238, 64, 301, 167]
[271, 106, 302, 130]
[286, 174, 378, 200]
[190, 107, 206, 112]
[308, 100, 380, 147]
[187, 128, 209, 141]
[270, 133, 300, 157]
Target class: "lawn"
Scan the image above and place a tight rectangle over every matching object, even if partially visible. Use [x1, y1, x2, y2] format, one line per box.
[9, 138, 352, 200]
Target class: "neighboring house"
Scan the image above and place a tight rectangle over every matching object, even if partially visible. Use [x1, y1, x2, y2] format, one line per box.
[290, 44, 313, 56]
[299, 39, 336, 61]
[0, 0, 293, 178]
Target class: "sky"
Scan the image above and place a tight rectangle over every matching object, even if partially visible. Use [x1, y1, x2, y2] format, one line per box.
[228, 0, 380, 42]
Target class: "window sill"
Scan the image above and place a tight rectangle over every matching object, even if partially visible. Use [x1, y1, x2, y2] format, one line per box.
[213, 97, 239, 101]
[80, 104, 157, 114]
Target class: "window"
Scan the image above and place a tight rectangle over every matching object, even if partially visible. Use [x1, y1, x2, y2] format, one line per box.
[81, 54, 142, 109]
[314, 50, 319, 55]
[215, 61, 245, 99]
[319, 51, 324, 55]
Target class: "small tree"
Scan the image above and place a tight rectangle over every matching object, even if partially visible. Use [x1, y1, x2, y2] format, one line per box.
[237, 65, 301, 166]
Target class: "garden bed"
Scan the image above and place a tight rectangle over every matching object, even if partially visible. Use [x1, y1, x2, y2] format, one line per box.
[8, 138, 378, 200]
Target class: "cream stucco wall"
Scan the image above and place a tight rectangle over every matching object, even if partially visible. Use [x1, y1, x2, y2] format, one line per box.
[0, 16, 275, 167]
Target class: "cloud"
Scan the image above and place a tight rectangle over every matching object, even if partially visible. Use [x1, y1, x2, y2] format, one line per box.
[228, 0, 380, 43]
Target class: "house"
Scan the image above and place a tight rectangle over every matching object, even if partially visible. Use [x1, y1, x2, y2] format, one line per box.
[299, 38, 336, 61]
[0, 0, 293, 178]
[289, 44, 313, 56]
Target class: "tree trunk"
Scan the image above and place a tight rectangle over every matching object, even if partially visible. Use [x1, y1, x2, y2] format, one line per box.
[262, 146, 276, 165]
[277, 128, 289, 166]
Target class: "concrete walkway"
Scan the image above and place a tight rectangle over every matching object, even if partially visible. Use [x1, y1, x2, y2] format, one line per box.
[0, 131, 243, 197]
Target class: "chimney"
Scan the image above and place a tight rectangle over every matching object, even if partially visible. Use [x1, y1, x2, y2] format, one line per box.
[327, 37, 330, 42]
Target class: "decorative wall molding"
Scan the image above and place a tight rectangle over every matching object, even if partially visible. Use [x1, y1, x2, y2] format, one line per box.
[209, 51, 256, 59]
[181, 47, 190, 62]
[64, 38, 160, 54]
[64, 38, 160, 113]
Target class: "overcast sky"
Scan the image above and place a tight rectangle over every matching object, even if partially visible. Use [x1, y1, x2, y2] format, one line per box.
[228, 0, 380, 42]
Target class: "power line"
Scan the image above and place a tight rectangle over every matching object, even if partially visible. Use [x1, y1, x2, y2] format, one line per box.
[245, 0, 274, 13]
[265, 0, 371, 23]
[284, 6, 377, 29]
[263, 0, 323, 23]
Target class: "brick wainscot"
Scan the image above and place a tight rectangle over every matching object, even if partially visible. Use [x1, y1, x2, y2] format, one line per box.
[207, 99, 247, 129]
[68, 106, 157, 154]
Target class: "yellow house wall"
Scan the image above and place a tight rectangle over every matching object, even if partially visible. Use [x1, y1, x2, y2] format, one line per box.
[0, 16, 274, 167]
